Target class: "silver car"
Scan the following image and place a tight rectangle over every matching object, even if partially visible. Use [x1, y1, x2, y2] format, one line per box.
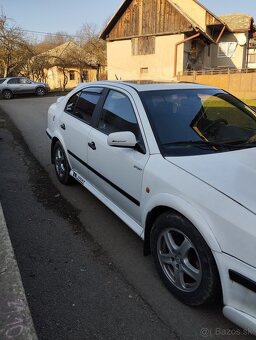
[0, 77, 49, 99]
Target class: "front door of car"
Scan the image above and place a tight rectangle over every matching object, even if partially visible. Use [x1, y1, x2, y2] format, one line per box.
[19, 78, 35, 93]
[59, 87, 103, 179]
[87, 89, 149, 224]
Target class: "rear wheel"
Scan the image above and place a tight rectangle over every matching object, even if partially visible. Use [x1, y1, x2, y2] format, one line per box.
[150, 211, 220, 306]
[2, 90, 13, 99]
[53, 141, 71, 185]
[36, 87, 46, 96]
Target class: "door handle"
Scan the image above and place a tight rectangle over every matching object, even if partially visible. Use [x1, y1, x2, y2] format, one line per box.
[60, 123, 66, 130]
[88, 141, 96, 150]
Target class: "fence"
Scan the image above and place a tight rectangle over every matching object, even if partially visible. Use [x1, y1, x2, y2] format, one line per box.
[177, 69, 256, 99]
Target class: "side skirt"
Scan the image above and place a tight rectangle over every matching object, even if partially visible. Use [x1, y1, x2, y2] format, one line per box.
[70, 169, 144, 238]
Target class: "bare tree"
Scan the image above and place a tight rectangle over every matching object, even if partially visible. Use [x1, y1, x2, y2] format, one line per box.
[76, 23, 107, 80]
[0, 15, 32, 77]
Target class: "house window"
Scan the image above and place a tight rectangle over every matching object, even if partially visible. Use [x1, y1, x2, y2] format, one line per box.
[207, 44, 211, 57]
[132, 36, 155, 56]
[140, 67, 148, 74]
[248, 50, 256, 63]
[69, 70, 75, 81]
[217, 42, 237, 58]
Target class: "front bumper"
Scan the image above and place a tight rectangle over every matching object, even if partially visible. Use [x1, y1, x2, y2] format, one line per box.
[214, 252, 256, 335]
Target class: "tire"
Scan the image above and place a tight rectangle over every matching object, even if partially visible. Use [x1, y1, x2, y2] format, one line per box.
[2, 89, 13, 99]
[36, 87, 46, 96]
[53, 141, 71, 185]
[150, 211, 220, 306]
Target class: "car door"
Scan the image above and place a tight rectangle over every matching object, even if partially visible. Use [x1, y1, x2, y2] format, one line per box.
[6, 78, 21, 93]
[59, 87, 103, 180]
[19, 78, 34, 93]
[87, 89, 149, 224]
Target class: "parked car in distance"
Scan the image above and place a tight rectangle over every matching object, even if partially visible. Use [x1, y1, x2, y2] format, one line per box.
[47, 81, 256, 335]
[0, 77, 49, 99]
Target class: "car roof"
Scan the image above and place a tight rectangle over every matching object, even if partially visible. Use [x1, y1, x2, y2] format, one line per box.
[76, 80, 219, 93]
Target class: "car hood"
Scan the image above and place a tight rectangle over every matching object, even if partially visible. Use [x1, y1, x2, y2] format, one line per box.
[166, 147, 256, 214]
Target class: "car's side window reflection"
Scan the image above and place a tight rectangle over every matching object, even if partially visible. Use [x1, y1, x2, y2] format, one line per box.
[98, 90, 140, 138]
[7, 78, 19, 84]
[65, 89, 101, 124]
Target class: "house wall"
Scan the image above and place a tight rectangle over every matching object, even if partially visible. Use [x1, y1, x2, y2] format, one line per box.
[107, 34, 184, 81]
[46, 67, 98, 90]
[211, 32, 247, 69]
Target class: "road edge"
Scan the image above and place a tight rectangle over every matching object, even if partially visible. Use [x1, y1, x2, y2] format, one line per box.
[0, 202, 38, 340]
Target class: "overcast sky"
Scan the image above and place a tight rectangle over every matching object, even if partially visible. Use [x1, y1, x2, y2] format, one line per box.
[0, 0, 255, 38]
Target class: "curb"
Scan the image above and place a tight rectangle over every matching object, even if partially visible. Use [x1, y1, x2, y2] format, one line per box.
[0, 203, 37, 340]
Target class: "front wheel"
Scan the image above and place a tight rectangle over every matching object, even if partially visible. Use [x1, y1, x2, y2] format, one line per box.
[150, 212, 220, 306]
[36, 87, 46, 96]
[53, 141, 71, 185]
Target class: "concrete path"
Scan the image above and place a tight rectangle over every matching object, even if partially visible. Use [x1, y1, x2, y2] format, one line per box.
[0, 202, 37, 340]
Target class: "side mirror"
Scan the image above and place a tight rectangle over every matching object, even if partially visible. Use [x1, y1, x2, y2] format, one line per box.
[107, 131, 137, 148]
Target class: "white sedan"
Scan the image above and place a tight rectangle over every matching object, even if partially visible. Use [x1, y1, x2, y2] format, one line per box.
[46, 81, 256, 335]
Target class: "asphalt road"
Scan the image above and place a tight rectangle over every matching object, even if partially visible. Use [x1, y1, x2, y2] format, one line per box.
[0, 96, 252, 340]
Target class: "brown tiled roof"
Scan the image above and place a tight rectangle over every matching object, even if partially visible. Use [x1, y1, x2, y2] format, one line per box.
[219, 14, 253, 32]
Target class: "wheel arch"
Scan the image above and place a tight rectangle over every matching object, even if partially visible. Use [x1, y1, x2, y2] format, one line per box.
[51, 137, 59, 164]
[2, 88, 13, 98]
[50, 134, 71, 168]
[142, 194, 221, 256]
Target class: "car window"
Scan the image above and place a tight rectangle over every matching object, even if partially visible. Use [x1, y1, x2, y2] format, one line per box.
[7, 78, 20, 84]
[65, 91, 81, 114]
[98, 90, 140, 139]
[65, 88, 102, 123]
[0, 78, 6, 84]
[73, 89, 102, 124]
[19, 78, 30, 84]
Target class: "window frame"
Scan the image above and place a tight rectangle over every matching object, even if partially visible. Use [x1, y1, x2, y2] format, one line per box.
[69, 70, 75, 81]
[217, 42, 237, 58]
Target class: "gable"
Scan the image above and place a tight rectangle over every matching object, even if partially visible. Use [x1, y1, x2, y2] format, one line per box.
[102, 0, 194, 41]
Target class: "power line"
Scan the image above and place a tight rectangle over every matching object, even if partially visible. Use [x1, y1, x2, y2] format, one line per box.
[20, 28, 80, 39]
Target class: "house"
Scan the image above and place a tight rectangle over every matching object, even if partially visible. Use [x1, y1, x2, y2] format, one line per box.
[248, 27, 256, 68]
[215, 14, 255, 69]
[100, 0, 255, 81]
[33, 41, 101, 90]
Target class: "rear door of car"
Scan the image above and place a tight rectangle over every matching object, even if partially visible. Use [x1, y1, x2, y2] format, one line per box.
[6, 78, 21, 94]
[58, 87, 103, 180]
[87, 88, 149, 224]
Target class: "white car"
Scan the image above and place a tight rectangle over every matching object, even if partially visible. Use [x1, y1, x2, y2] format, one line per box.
[46, 81, 256, 334]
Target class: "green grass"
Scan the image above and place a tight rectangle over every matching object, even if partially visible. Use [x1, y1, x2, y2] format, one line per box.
[243, 99, 256, 107]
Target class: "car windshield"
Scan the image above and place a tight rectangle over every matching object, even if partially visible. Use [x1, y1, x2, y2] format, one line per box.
[140, 89, 256, 156]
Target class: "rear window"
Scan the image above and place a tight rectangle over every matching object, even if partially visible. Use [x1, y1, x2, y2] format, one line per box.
[0, 78, 6, 84]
